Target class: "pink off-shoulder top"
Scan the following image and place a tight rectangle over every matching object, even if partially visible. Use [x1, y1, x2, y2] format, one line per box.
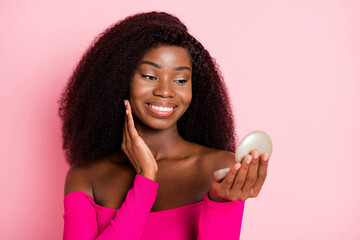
[63, 174, 245, 239]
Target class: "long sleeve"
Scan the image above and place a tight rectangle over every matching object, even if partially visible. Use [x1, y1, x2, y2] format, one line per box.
[197, 192, 245, 240]
[63, 174, 158, 240]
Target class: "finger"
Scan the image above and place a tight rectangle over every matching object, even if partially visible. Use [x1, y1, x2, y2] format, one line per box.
[250, 152, 270, 197]
[241, 149, 260, 194]
[125, 100, 140, 141]
[125, 100, 134, 129]
[123, 100, 130, 145]
[124, 100, 133, 141]
[220, 162, 241, 193]
[230, 155, 252, 193]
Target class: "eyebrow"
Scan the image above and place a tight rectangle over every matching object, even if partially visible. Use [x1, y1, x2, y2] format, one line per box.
[140, 60, 191, 71]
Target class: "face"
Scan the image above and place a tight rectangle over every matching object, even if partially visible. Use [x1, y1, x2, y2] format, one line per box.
[129, 45, 192, 130]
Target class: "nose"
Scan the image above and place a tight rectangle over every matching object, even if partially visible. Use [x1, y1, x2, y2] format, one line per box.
[153, 78, 175, 98]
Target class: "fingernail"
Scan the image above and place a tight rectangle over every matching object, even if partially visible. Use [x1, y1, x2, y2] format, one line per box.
[263, 153, 269, 161]
[235, 163, 241, 171]
[126, 110, 129, 115]
[124, 100, 127, 106]
[253, 150, 259, 159]
[246, 156, 253, 164]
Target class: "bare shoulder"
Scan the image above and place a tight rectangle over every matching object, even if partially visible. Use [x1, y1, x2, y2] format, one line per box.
[193, 143, 236, 179]
[64, 164, 94, 198]
[202, 148, 236, 171]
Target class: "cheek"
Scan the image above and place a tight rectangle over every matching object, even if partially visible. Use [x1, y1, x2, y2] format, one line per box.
[128, 82, 144, 115]
[185, 86, 192, 104]
[129, 81, 148, 99]
[177, 88, 192, 109]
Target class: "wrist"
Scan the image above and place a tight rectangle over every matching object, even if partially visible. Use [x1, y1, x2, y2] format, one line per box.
[140, 169, 158, 181]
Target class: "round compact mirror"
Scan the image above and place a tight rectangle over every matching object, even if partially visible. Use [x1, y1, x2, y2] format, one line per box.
[214, 130, 273, 181]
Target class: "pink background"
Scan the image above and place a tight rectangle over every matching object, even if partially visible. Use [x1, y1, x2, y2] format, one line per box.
[1, 0, 359, 239]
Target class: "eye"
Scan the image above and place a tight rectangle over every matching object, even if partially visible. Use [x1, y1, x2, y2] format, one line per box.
[174, 80, 188, 85]
[141, 74, 157, 81]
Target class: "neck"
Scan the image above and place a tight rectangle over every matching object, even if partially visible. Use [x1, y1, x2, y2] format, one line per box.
[132, 118, 187, 161]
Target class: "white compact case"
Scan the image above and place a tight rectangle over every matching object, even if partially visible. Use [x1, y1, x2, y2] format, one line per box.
[214, 131, 273, 181]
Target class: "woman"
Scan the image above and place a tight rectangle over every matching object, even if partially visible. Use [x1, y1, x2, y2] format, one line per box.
[59, 11, 270, 239]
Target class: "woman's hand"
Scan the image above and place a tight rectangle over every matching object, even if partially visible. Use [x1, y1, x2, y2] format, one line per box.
[209, 149, 270, 202]
[121, 99, 158, 181]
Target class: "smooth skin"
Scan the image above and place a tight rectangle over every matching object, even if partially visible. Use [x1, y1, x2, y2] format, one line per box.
[122, 45, 270, 202]
[122, 99, 158, 180]
[121, 44, 193, 182]
[64, 45, 270, 210]
[123, 92, 269, 203]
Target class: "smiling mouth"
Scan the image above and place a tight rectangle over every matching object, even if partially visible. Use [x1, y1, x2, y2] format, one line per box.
[146, 103, 176, 117]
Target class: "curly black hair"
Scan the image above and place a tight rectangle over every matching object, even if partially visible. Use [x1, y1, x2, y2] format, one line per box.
[58, 11, 238, 167]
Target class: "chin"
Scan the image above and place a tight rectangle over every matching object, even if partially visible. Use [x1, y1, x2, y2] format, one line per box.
[144, 117, 178, 130]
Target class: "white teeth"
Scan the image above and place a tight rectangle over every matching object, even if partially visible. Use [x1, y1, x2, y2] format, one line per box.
[149, 104, 174, 112]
